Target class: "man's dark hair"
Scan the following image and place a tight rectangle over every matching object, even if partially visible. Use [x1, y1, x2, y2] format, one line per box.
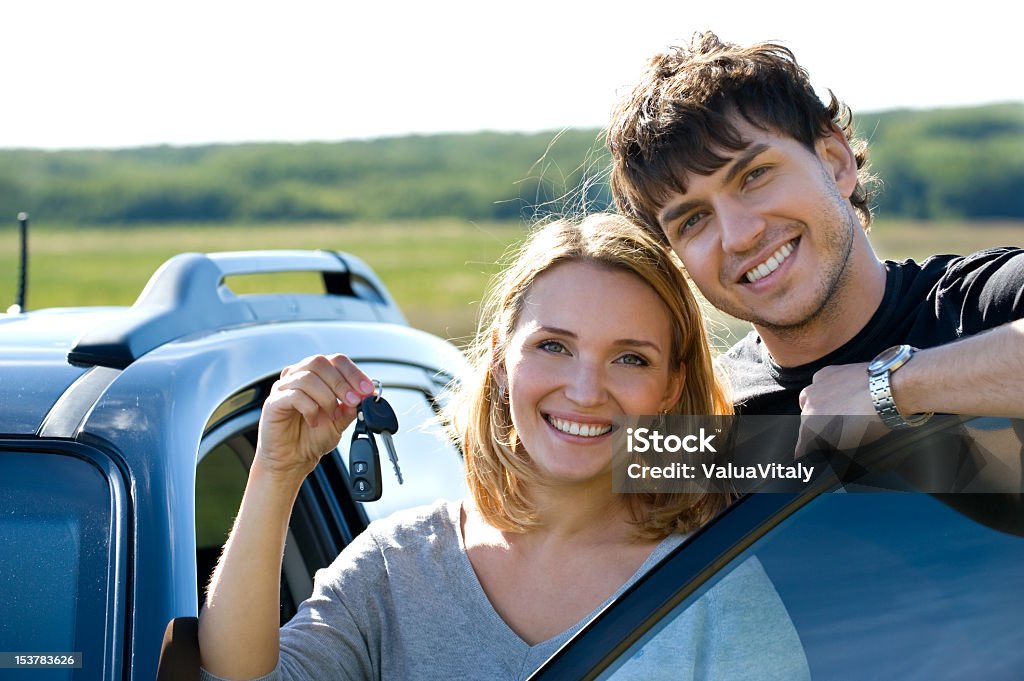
[607, 31, 876, 242]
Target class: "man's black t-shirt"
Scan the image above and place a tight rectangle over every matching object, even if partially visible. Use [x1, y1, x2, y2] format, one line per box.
[720, 248, 1024, 415]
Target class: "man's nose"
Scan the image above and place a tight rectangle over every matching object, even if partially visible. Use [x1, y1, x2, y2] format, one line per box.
[564, 362, 608, 407]
[717, 197, 767, 254]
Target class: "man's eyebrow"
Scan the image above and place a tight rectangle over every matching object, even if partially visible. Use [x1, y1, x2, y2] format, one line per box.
[657, 143, 772, 227]
[723, 143, 770, 184]
[659, 199, 699, 229]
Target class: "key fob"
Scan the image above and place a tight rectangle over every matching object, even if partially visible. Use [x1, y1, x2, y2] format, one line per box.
[348, 432, 382, 502]
[361, 396, 399, 435]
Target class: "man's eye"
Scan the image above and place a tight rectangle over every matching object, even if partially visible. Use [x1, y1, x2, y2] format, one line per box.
[680, 211, 706, 234]
[745, 166, 769, 184]
[539, 340, 567, 354]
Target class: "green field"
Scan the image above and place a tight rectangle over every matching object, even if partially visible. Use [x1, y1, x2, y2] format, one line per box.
[0, 220, 528, 344]
[2, 219, 1020, 347]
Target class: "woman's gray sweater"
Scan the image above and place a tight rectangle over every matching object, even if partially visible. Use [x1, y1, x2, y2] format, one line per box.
[200, 499, 808, 680]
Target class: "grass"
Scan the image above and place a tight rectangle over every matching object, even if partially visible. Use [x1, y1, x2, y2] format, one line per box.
[2, 219, 1021, 347]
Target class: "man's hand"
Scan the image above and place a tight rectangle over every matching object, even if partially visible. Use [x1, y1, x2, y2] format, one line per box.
[798, 363, 877, 417]
[796, 363, 889, 455]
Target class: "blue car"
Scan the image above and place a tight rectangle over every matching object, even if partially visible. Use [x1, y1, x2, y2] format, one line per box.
[0, 250, 468, 681]
[3, 250, 1023, 681]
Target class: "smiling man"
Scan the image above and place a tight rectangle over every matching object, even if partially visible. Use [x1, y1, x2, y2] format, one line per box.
[606, 32, 1024, 423]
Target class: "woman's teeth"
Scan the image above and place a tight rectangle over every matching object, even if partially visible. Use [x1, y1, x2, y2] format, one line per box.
[547, 416, 612, 438]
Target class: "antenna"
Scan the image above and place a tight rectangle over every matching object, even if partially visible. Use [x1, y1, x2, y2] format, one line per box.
[10, 212, 28, 314]
[16, 210, 28, 311]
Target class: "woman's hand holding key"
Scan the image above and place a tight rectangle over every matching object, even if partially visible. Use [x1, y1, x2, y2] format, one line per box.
[257, 353, 376, 480]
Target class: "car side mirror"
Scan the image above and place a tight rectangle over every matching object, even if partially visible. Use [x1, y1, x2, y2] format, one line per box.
[156, 617, 200, 681]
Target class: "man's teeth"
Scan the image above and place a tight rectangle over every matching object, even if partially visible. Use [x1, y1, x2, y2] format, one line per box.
[745, 241, 795, 283]
[547, 416, 612, 438]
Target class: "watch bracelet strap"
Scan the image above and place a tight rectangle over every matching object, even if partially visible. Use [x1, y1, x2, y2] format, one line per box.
[868, 372, 933, 429]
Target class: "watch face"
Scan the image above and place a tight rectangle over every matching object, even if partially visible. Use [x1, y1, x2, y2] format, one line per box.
[869, 345, 911, 374]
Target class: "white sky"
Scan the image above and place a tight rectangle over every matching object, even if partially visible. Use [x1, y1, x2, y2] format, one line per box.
[2, 0, 1021, 150]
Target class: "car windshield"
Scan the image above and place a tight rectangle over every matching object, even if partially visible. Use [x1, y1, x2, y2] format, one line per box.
[0, 448, 118, 680]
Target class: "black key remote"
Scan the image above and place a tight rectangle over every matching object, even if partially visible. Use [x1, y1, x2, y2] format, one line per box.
[348, 419, 382, 502]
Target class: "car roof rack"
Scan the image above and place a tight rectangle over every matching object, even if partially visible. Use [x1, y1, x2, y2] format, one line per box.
[68, 250, 407, 369]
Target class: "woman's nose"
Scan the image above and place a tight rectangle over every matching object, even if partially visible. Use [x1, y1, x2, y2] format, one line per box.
[564, 362, 608, 407]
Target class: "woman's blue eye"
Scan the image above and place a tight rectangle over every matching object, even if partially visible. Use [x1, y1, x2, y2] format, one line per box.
[617, 353, 648, 366]
[539, 340, 567, 354]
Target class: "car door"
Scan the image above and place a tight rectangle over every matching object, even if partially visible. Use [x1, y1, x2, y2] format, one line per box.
[531, 419, 1024, 681]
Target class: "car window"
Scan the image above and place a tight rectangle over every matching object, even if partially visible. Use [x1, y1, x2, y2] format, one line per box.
[195, 440, 250, 606]
[597, 492, 1024, 681]
[196, 420, 313, 620]
[334, 386, 467, 522]
[0, 448, 120, 681]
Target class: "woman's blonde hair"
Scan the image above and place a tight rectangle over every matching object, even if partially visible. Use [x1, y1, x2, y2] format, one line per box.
[445, 213, 732, 539]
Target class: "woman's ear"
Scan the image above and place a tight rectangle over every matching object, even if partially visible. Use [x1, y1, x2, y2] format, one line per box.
[661, 367, 686, 412]
[493, 370, 507, 399]
[490, 330, 507, 395]
[817, 123, 858, 199]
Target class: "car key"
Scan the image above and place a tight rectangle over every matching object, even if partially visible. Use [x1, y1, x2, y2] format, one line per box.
[348, 416, 383, 502]
[360, 390, 403, 484]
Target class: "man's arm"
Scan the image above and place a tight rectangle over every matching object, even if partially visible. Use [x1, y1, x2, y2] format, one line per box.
[800, 318, 1024, 420]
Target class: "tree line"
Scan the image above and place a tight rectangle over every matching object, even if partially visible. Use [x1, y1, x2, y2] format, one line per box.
[1, 103, 1021, 226]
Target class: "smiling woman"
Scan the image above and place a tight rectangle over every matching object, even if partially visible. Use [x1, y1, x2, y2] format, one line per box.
[198, 213, 809, 681]
[452, 213, 733, 540]
[502, 262, 682, 487]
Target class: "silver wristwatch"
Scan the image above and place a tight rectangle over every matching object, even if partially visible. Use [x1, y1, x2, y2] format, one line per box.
[867, 345, 933, 429]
